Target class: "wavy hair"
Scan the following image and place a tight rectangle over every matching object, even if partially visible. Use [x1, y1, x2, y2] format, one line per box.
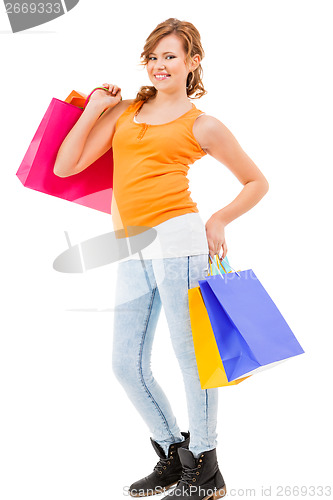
[133, 18, 207, 104]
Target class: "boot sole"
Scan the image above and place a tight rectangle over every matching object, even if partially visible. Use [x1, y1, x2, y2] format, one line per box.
[129, 481, 178, 497]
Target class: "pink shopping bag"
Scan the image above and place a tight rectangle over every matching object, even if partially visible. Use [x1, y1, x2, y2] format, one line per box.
[16, 88, 114, 214]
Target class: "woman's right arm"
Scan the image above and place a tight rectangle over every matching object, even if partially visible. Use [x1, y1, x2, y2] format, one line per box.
[53, 86, 133, 178]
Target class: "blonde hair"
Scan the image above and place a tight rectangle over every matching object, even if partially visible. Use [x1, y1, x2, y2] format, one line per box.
[133, 18, 207, 104]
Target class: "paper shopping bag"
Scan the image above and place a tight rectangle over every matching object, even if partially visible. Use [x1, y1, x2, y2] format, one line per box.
[64, 89, 87, 108]
[188, 282, 250, 389]
[16, 88, 113, 214]
[198, 262, 305, 382]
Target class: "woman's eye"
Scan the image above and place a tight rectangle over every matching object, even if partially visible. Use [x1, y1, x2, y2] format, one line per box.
[148, 55, 175, 60]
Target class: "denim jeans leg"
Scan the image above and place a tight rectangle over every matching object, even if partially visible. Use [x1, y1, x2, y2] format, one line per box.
[112, 258, 184, 455]
[152, 254, 219, 458]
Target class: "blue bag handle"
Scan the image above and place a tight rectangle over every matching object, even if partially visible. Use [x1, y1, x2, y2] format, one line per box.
[208, 254, 241, 278]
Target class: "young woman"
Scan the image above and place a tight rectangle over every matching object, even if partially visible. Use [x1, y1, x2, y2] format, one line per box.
[54, 17, 269, 500]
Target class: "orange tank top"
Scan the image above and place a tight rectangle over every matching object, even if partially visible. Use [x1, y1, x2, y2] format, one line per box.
[111, 99, 207, 237]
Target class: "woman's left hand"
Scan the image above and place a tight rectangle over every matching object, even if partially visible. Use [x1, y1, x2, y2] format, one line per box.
[205, 215, 228, 261]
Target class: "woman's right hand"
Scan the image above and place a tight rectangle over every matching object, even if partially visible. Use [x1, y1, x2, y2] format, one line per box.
[87, 83, 122, 111]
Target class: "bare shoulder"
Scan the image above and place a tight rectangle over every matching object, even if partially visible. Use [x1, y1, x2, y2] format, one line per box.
[108, 98, 136, 118]
[193, 114, 233, 153]
[119, 98, 136, 108]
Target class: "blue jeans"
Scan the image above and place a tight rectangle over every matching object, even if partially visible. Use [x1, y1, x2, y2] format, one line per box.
[111, 255, 219, 458]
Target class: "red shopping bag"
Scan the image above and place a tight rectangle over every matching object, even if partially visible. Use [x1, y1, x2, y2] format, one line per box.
[16, 87, 114, 214]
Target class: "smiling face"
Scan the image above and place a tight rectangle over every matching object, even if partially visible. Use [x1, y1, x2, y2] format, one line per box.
[146, 33, 199, 94]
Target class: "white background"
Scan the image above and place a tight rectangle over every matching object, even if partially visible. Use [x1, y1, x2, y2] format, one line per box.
[1, 1, 332, 499]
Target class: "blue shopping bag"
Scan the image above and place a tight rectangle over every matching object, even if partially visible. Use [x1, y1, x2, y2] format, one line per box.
[198, 257, 305, 382]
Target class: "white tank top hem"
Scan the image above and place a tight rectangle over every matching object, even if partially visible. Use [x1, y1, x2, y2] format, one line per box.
[119, 212, 209, 261]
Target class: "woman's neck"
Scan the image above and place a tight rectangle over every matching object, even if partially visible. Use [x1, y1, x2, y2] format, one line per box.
[149, 90, 190, 108]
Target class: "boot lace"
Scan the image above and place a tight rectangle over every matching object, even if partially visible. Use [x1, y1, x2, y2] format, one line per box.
[178, 465, 202, 489]
[153, 456, 172, 474]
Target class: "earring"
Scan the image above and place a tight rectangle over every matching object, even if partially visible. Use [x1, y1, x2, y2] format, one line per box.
[186, 71, 194, 89]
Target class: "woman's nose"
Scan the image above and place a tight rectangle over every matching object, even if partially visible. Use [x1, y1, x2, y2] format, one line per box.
[156, 60, 166, 69]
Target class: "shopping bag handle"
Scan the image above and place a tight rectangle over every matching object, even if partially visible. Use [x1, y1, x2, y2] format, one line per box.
[208, 254, 241, 278]
[209, 254, 228, 276]
[83, 86, 122, 113]
[83, 87, 108, 109]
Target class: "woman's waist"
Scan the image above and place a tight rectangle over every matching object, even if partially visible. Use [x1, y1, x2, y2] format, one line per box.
[123, 214, 209, 260]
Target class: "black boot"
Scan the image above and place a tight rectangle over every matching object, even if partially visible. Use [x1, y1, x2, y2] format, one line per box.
[163, 447, 227, 500]
[129, 431, 190, 497]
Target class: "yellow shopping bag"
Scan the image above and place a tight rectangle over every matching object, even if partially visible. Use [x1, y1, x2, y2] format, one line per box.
[188, 255, 251, 389]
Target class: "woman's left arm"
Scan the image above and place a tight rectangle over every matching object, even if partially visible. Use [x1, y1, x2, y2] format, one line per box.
[193, 115, 269, 260]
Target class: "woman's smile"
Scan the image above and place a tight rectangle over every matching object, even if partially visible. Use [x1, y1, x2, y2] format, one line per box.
[154, 74, 170, 81]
